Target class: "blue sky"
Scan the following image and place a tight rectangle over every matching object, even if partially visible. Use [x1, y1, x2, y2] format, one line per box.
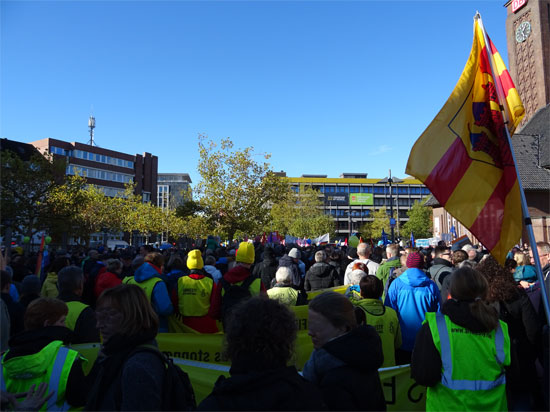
[1, 0, 510, 185]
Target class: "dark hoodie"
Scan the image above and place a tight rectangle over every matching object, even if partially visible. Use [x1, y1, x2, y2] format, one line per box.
[198, 364, 327, 411]
[304, 262, 340, 291]
[208, 265, 266, 320]
[252, 248, 279, 290]
[302, 325, 386, 411]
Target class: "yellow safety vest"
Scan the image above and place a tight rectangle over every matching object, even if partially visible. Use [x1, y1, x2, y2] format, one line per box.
[177, 275, 214, 317]
[425, 312, 510, 411]
[65, 301, 89, 331]
[123, 276, 162, 302]
[1, 341, 80, 411]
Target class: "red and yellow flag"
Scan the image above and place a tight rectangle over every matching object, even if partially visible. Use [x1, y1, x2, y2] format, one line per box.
[405, 17, 524, 264]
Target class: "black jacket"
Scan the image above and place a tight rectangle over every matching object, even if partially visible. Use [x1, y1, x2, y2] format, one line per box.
[252, 252, 279, 290]
[198, 365, 327, 411]
[6, 326, 88, 407]
[303, 325, 386, 411]
[85, 335, 164, 411]
[304, 262, 340, 292]
[1, 293, 24, 337]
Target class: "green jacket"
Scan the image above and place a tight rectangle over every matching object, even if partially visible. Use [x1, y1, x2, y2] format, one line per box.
[375, 258, 401, 289]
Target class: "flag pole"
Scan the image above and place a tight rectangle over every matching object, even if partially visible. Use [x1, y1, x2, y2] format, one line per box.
[476, 13, 550, 323]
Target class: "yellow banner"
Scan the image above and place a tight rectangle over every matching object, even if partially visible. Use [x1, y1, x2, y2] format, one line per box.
[72, 334, 425, 409]
[306, 285, 347, 300]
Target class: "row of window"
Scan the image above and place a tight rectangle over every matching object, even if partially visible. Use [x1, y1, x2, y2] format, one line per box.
[294, 185, 429, 195]
[51, 146, 134, 169]
[67, 164, 134, 184]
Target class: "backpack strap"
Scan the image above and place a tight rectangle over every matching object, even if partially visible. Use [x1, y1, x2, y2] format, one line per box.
[241, 275, 256, 290]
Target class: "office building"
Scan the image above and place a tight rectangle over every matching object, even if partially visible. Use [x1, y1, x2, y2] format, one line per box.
[157, 173, 192, 210]
[284, 172, 431, 237]
[30, 138, 158, 202]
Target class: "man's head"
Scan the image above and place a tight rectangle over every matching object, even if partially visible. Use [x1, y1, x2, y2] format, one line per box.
[530, 241, 550, 268]
[315, 250, 326, 263]
[57, 265, 84, 296]
[139, 244, 154, 257]
[452, 250, 468, 266]
[462, 244, 477, 260]
[360, 275, 383, 299]
[386, 244, 399, 259]
[275, 266, 293, 285]
[357, 243, 371, 259]
[434, 246, 452, 262]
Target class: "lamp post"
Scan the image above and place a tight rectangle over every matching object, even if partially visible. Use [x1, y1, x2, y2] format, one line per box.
[388, 169, 395, 243]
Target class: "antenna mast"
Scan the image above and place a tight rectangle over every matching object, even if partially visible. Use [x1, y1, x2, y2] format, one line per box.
[88, 115, 96, 146]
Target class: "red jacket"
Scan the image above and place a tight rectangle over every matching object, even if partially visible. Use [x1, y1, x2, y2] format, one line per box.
[94, 271, 122, 298]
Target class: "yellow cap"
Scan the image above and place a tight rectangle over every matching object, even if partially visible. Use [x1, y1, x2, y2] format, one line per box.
[187, 249, 204, 270]
[236, 242, 255, 264]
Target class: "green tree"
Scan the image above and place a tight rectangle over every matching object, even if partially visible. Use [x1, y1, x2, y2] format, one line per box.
[402, 198, 433, 239]
[270, 187, 335, 239]
[1, 149, 66, 238]
[359, 208, 390, 240]
[48, 175, 122, 245]
[195, 135, 288, 240]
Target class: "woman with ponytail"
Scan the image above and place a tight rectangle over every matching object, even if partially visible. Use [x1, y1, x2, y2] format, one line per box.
[411, 267, 511, 411]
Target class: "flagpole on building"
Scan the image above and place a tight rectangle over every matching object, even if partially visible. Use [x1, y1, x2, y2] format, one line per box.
[476, 13, 550, 323]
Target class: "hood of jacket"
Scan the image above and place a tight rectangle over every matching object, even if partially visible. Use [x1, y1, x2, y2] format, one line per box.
[204, 265, 221, 277]
[400, 267, 433, 287]
[307, 262, 333, 278]
[206, 365, 316, 410]
[356, 298, 385, 316]
[134, 262, 161, 283]
[380, 256, 401, 269]
[224, 264, 252, 283]
[318, 325, 383, 373]
[442, 298, 494, 333]
[5, 326, 74, 361]
[430, 258, 453, 269]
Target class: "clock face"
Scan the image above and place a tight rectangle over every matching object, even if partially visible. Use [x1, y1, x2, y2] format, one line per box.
[515, 21, 531, 43]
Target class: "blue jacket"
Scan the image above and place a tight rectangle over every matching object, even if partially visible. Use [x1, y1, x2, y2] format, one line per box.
[384, 267, 441, 351]
[134, 263, 173, 331]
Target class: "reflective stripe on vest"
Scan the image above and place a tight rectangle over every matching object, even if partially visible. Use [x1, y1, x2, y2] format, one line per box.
[46, 347, 70, 411]
[1, 344, 76, 411]
[65, 301, 88, 331]
[435, 312, 506, 391]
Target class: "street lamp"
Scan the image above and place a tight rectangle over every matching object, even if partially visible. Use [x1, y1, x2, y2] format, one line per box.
[377, 171, 403, 244]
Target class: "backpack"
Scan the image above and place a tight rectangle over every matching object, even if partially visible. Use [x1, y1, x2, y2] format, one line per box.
[383, 266, 397, 298]
[220, 276, 256, 326]
[117, 344, 196, 411]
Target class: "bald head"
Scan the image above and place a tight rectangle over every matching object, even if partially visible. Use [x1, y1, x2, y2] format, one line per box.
[357, 243, 371, 259]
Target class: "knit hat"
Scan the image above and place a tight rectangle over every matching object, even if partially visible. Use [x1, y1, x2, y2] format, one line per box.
[289, 248, 301, 259]
[406, 252, 424, 269]
[236, 242, 255, 264]
[187, 249, 204, 270]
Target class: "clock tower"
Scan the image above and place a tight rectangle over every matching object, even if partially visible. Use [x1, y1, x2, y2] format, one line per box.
[505, 0, 550, 127]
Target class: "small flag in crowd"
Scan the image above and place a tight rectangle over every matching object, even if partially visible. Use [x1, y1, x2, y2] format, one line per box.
[410, 232, 415, 247]
[405, 14, 524, 264]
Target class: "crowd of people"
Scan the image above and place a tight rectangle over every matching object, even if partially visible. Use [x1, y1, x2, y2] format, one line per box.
[0, 237, 549, 411]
